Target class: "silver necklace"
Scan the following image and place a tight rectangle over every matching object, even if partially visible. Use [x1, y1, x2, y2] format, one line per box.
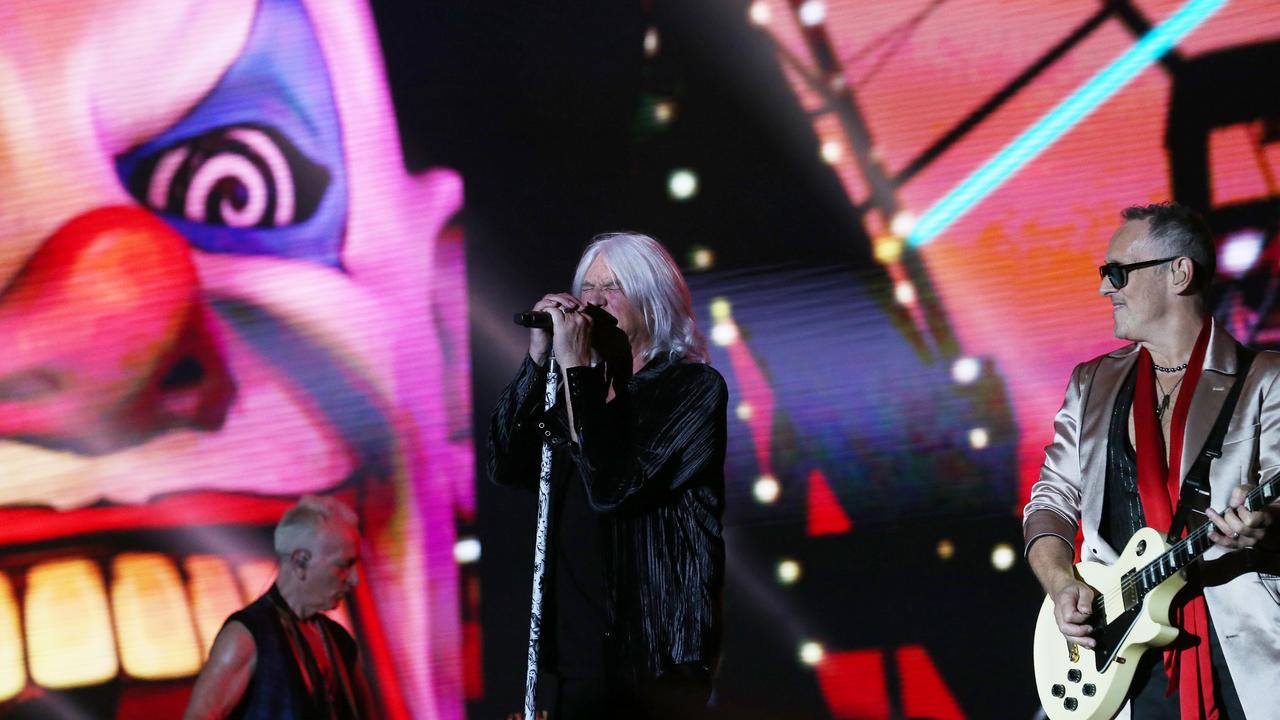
[1155, 374, 1185, 420]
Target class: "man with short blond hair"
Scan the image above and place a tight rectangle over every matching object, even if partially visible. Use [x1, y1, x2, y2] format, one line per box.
[184, 495, 374, 719]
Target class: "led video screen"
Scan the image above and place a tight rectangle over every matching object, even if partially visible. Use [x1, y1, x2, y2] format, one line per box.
[0, 1, 469, 717]
[3, 0, 1279, 718]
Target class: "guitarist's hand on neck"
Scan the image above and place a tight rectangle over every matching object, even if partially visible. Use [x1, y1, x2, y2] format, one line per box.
[1028, 536, 1097, 649]
[1205, 483, 1279, 551]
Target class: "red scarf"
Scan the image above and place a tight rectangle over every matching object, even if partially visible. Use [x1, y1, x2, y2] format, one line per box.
[1133, 318, 1215, 720]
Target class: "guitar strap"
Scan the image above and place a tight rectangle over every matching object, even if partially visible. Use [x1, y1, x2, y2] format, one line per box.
[1167, 345, 1255, 544]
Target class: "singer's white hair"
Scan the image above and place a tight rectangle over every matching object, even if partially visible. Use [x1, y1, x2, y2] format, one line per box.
[572, 232, 708, 364]
[273, 494, 358, 559]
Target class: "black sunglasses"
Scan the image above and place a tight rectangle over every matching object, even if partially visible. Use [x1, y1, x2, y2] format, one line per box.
[1098, 256, 1179, 289]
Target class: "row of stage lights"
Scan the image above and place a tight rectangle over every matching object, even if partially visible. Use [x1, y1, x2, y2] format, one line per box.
[648, 3, 852, 202]
[651, 2, 922, 316]
[786, 539, 1018, 667]
[666, 168, 925, 308]
[452, 536, 1017, 667]
[750, 0, 853, 177]
[704, 288, 1013, 670]
[640, 19, 696, 209]
[748, 0, 827, 28]
[745, 0, 930, 308]
[646, 2, 1033, 677]
[707, 299, 985, 373]
[766, 535, 1018, 582]
[707, 292, 994, 508]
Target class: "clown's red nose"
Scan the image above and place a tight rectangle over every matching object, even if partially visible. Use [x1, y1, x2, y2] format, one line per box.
[0, 206, 234, 453]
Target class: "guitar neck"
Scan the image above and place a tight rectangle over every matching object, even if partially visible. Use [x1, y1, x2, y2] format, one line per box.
[1133, 475, 1280, 596]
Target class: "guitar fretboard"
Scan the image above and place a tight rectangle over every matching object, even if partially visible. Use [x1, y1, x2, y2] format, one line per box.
[1128, 477, 1279, 598]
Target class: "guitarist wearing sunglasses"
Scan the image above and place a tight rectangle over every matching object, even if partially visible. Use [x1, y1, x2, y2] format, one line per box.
[1024, 203, 1280, 719]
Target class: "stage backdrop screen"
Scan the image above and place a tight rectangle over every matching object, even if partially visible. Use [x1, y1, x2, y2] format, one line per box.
[0, 1, 471, 718]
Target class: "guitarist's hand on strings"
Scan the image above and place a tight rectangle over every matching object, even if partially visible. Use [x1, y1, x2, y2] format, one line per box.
[1030, 537, 1097, 648]
[1050, 578, 1097, 649]
[1206, 484, 1277, 551]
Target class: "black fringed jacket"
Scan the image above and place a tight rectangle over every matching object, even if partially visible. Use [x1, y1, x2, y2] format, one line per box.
[488, 353, 727, 687]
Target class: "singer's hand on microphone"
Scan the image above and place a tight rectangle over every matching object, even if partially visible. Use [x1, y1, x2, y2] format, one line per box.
[528, 293, 582, 366]
[551, 303, 592, 370]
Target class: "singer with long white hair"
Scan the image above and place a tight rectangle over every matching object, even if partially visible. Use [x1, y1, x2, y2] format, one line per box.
[489, 232, 728, 719]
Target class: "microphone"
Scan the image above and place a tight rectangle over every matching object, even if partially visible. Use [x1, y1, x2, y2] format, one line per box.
[513, 311, 552, 329]
[513, 307, 619, 329]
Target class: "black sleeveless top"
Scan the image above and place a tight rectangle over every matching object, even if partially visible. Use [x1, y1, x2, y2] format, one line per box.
[225, 585, 364, 720]
[1102, 363, 1146, 551]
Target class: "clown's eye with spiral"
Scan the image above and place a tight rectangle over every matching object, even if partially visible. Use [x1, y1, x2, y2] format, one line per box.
[126, 124, 329, 229]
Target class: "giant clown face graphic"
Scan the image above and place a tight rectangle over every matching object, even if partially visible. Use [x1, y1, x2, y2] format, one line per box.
[0, 1, 469, 717]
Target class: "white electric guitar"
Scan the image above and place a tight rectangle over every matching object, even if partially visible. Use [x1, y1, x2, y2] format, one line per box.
[1032, 476, 1280, 720]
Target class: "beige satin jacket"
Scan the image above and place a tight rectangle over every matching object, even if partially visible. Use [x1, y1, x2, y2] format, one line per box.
[1023, 319, 1280, 719]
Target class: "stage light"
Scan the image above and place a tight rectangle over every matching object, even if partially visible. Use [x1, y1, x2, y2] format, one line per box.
[894, 280, 916, 306]
[799, 641, 825, 665]
[798, 0, 826, 27]
[710, 297, 733, 321]
[749, 1, 772, 25]
[990, 543, 1016, 572]
[668, 168, 699, 201]
[712, 321, 740, 346]
[736, 402, 754, 421]
[454, 537, 482, 564]
[777, 559, 802, 585]
[890, 211, 917, 237]
[951, 357, 981, 385]
[936, 539, 955, 560]
[644, 27, 660, 57]
[710, 299, 738, 345]
[820, 140, 843, 164]
[908, 0, 1227, 248]
[873, 235, 904, 264]
[689, 244, 714, 269]
[968, 427, 989, 450]
[654, 100, 676, 124]
[753, 474, 780, 504]
[1219, 229, 1265, 277]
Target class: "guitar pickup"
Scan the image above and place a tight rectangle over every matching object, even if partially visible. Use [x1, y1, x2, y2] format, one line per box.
[1121, 568, 1139, 608]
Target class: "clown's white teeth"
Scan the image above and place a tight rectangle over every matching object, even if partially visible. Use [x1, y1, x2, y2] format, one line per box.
[25, 558, 119, 689]
[0, 574, 23, 700]
[0, 552, 352, 701]
[186, 554, 250, 662]
[111, 554, 205, 680]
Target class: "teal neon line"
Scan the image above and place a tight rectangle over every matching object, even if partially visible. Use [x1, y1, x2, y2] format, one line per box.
[907, 0, 1228, 247]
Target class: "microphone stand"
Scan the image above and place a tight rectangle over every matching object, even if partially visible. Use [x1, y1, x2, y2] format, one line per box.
[523, 352, 557, 720]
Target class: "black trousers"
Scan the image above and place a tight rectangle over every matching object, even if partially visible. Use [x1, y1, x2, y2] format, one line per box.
[550, 663, 711, 720]
[1128, 613, 1245, 719]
